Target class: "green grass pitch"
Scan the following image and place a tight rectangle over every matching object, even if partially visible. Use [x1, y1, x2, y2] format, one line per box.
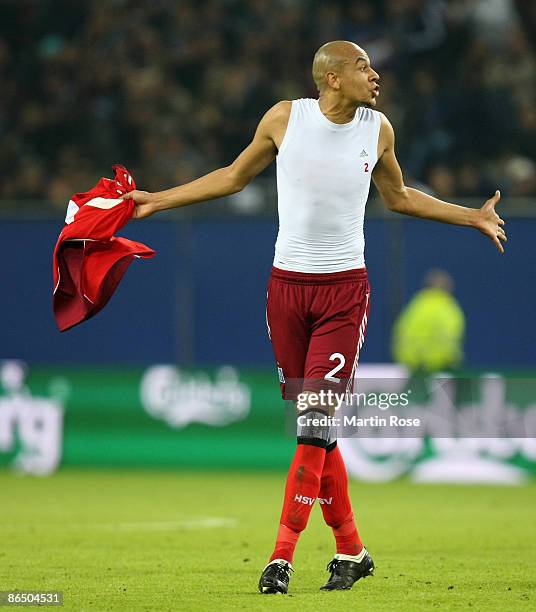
[1, 470, 535, 611]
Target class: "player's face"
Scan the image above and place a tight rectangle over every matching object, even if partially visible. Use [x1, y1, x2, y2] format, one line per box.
[341, 53, 380, 106]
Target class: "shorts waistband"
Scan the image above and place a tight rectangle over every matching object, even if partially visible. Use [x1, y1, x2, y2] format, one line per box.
[270, 266, 368, 285]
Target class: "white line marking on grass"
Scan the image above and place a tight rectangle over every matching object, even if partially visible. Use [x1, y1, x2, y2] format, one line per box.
[108, 518, 238, 531]
[0, 517, 238, 532]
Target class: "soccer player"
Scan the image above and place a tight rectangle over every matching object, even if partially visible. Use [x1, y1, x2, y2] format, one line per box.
[124, 41, 507, 594]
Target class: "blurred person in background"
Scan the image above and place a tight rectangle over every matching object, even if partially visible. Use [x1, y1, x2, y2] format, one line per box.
[425, 164, 456, 199]
[392, 269, 465, 372]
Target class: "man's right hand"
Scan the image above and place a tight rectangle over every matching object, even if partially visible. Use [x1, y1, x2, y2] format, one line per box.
[121, 190, 158, 219]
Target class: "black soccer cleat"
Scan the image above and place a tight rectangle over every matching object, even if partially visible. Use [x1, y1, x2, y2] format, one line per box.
[258, 559, 293, 594]
[320, 549, 374, 591]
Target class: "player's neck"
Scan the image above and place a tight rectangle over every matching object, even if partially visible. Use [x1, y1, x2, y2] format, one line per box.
[318, 95, 359, 125]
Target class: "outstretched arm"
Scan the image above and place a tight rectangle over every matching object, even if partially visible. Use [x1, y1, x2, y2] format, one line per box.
[124, 101, 291, 218]
[372, 114, 507, 253]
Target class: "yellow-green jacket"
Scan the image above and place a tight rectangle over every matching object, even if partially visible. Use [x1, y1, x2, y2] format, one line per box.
[392, 288, 465, 371]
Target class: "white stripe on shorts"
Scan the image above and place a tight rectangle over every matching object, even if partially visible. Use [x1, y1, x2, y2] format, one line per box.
[346, 291, 370, 396]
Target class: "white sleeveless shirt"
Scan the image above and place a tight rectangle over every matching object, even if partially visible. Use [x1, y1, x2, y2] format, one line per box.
[273, 98, 381, 273]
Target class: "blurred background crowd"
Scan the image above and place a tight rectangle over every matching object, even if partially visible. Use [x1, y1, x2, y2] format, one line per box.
[1, 0, 535, 211]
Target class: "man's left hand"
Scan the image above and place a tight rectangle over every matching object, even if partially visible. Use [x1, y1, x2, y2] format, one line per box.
[475, 190, 507, 253]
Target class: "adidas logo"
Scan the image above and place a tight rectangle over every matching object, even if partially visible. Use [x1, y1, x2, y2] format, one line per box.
[360, 149, 368, 157]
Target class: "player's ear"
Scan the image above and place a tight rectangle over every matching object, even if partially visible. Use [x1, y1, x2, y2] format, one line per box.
[325, 72, 340, 90]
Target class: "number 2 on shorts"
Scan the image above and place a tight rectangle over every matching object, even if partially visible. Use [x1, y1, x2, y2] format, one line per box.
[324, 352, 345, 383]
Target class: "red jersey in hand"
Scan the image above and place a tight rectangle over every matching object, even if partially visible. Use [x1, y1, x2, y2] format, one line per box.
[52, 165, 155, 332]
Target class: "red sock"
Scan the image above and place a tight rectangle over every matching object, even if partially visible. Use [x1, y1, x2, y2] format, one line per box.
[318, 444, 363, 556]
[269, 443, 326, 564]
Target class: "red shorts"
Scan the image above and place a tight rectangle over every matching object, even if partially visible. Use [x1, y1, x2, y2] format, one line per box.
[266, 266, 371, 400]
